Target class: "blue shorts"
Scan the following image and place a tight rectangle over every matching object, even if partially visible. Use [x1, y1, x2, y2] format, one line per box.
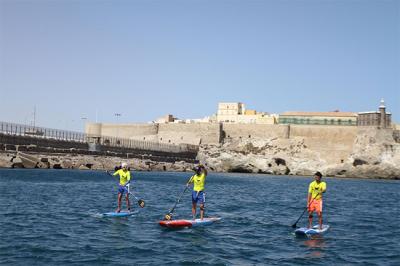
[118, 185, 128, 195]
[192, 191, 205, 204]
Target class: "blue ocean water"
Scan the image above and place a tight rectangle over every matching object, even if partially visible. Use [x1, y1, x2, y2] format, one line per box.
[0, 169, 399, 265]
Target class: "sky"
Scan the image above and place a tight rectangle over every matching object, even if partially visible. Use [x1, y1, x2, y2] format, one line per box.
[0, 0, 399, 131]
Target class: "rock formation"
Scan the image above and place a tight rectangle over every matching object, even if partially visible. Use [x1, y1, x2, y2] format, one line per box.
[198, 127, 400, 179]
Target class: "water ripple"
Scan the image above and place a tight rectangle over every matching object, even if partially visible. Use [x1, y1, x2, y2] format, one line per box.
[0, 169, 399, 265]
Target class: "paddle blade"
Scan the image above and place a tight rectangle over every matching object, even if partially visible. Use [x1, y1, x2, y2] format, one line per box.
[164, 214, 172, 220]
[291, 223, 298, 228]
[138, 199, 145, 208]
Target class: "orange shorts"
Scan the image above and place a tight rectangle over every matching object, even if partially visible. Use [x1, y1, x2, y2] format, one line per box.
[308, 199, 323, 213]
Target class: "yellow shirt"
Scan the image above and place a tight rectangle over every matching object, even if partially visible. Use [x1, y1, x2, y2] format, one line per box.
[308, 180, 326, 200]
[189, 173, 206, 192]
[113, 169, 131, 186]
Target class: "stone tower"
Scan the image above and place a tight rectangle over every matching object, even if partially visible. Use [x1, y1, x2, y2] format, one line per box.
[379, 99, 386, 128]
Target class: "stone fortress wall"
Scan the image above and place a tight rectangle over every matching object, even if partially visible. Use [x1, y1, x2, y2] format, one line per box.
[85, 122, 361, 164]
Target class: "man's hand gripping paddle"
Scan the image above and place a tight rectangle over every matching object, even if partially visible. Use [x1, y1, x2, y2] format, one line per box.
[291, 193, 319, 228]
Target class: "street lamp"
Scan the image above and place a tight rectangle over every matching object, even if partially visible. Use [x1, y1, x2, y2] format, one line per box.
[114, 113, 122, 142]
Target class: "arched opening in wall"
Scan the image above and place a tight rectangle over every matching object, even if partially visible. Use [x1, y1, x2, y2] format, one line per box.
[116, 140, 121, 145]
[341, 159, 344, 163]
[160, 138, 162, 141]
[168, 140, 171, 143]
[338, 119, 342, 125]
[248, 135, 251, 138]
[348, 119, 352, 125]
[324, 119, 328, 125]
[143, 137, 146, 140]
[104, 139, 110, 145]
[330, 119, 334, 125]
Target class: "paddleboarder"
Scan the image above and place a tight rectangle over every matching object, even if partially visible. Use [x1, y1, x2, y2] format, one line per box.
[308, 171, 326, 229]
[111, 162, 131, 213]
[187, 165, 207, 220]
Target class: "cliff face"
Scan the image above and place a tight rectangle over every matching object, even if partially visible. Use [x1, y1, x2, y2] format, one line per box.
[198, 128, 400, 179]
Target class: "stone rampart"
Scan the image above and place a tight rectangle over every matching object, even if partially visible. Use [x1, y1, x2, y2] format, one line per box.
[86, 123, 159, 141]
[222, 124, 289, 140]
[158, 123, 221, 145]
[288, 125, 358, 164]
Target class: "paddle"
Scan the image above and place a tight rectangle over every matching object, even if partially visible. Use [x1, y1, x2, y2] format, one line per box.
[126, 184, 145, 208]
[106, 170, 145, 208]
[291, 193, 319, 228]
[163, 176, 193, 221]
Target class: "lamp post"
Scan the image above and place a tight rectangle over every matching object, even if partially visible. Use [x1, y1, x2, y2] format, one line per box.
[114, 113, 122, 143]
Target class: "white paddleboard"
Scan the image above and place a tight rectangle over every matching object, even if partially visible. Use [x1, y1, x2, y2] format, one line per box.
[102, 211, 135, 217]
[295, 224, 330, 237]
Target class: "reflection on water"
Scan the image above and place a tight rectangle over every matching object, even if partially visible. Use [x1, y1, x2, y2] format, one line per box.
[303, 237, 327, 258]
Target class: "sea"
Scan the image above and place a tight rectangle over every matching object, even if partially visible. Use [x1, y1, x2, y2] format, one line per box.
[0, 169, 399, 265]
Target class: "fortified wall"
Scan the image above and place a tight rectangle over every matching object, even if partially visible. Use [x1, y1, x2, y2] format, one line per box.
[289, 125, 358, 164]
[85, 123, 359, 164]
[86, 123, 159, 142]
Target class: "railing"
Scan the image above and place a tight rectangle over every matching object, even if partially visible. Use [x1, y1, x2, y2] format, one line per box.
[0, 122, 86, 142]
[90, 135, 198, 153]
[0, 121, 198, 154]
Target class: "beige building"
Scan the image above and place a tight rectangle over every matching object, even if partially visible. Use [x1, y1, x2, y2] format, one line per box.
[217, 102, 276, 124]
[217, 102, 245, 123]
[154, 114, 176, 124]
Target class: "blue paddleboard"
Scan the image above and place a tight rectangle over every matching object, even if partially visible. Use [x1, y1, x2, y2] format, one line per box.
[102, 211, 135, 217]
[295, 224, 329, 237]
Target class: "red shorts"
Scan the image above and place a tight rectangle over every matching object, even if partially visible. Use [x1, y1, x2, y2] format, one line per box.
[308, 199, 323, 213]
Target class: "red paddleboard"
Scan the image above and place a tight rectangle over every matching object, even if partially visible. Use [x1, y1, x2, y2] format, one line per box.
[159, 217, 221, 228]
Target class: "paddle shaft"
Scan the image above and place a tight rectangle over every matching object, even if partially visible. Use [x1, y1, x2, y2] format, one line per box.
[292, 193, 320, 228]
[168, 185, 190, 215]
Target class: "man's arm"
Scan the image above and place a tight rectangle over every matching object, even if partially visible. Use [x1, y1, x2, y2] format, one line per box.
[187, 175, 194, 186]
[321, 182, 326, 193]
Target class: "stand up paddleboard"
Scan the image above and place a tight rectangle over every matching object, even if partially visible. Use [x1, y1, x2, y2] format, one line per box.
[102, 211, 135, 217]
[159, 217, 221, 228]
[295, 224, 329, 237]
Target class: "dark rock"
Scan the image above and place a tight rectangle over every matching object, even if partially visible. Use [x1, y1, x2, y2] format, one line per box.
[353, 159, 368, 167]
[274, 158, 286, 166]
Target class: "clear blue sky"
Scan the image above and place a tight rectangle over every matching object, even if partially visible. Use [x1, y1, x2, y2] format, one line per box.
[1, 0, 399, 131]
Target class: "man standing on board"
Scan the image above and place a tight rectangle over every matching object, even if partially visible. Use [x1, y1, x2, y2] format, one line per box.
[308, 171, 326, 229]
[187, 165, 207, 220]
[112, 162, 131, 213]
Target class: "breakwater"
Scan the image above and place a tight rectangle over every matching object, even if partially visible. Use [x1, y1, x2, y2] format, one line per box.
[0, 122, 198, 170]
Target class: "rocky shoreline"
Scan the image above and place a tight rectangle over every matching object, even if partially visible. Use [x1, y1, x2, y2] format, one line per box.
[1, 127, 399, 179]
[0, 152, 196, 172]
